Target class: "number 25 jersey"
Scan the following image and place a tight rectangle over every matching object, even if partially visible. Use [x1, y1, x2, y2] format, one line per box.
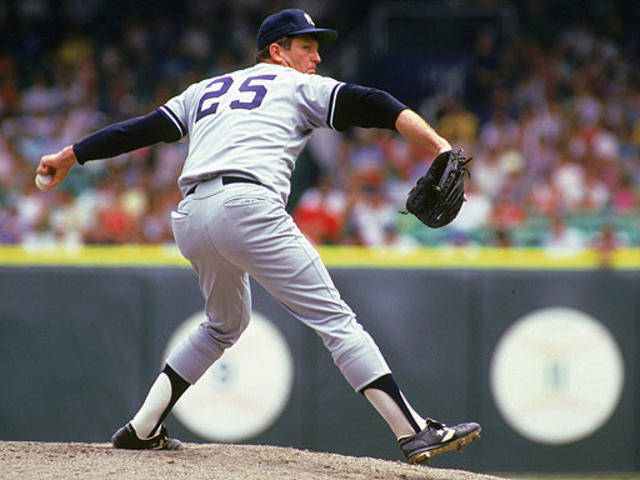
[159, 62, 343, 203]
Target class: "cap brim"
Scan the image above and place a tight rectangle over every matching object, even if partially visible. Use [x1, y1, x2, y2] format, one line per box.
[288, 28, 337, 44]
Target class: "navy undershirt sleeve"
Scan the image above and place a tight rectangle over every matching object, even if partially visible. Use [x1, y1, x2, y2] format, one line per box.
[331, 84, 408, 132]
[73, 109, 183, 165]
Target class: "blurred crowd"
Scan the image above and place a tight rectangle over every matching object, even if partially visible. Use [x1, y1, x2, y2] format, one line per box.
[1, 0, 638, 253]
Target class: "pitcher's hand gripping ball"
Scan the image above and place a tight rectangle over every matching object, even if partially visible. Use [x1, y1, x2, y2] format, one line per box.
[35, 174, 52, 191]
[403, 149, 472, 228]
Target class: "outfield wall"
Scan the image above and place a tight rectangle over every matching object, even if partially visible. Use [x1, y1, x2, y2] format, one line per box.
[0, 246, 638, 473]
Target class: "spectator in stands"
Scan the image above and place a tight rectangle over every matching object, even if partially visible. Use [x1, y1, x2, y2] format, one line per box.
[1, 1, 639, 248]
[592, 223, 628, 269]
[450, 179, 491, 234]
[349, 181, 396, 247]
[612, 173, 639, 215]
[542, 215, 587, 252]
[293, 174, 346, 245]
[436, 96, 479, 151]
[492, 229, 512, 248]
[490, 189, 527, 231]
[465, 28, 501, 123]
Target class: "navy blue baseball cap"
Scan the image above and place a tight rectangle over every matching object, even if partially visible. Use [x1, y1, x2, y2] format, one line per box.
[257, 9, 337, 50]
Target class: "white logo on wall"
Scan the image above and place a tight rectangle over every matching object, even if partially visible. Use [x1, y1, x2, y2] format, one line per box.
[490, 307, 624, 445]
[165, 310, 294, 442]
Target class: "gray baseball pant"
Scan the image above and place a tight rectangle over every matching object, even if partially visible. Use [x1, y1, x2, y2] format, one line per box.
[167, 176, 391, 391]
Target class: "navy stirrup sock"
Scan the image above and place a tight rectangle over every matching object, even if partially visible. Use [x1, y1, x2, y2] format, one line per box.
[360, 374, 422, 434]
[150, 364, 190, 435]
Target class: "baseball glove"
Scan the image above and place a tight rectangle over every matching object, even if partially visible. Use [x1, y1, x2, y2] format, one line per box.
[402, 149, 472, 228]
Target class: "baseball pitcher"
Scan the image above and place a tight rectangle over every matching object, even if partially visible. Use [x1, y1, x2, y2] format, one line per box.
[36, 9, 480, 464]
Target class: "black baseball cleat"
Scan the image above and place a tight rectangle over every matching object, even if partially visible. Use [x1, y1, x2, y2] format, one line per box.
[398, 418, 481, 464]
[111, 422, 183, 450]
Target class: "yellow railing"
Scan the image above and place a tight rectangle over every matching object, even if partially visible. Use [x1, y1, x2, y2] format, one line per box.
[0, 245, 638, 269]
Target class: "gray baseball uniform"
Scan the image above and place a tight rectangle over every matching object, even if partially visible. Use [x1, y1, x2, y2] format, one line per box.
[66, 8, 481, 459]
[161, 62, 391, 391]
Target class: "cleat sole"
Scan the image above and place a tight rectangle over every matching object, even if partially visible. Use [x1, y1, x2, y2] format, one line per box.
[407, 427, 481, 465]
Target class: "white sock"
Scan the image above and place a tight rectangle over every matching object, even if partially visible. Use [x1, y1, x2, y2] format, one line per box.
[364, 389, 425, 439]
[401, 391, 427, 432]
[130, 373, 172, 439]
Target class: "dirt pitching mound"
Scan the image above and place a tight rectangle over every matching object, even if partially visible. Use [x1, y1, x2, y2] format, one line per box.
[2, 441, 510, 480]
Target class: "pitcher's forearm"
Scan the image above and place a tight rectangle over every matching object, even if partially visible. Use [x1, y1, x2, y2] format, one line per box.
[395, 109, 451, 157]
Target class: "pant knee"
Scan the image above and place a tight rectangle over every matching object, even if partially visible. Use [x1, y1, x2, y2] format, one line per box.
[198, 312, 249, 350]
[167, 313, 250, 384]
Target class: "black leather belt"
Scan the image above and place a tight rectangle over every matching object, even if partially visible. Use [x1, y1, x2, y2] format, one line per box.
[186, 176, 262, 196]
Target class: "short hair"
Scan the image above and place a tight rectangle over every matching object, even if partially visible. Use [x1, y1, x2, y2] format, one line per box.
[255, 36, 293, 62]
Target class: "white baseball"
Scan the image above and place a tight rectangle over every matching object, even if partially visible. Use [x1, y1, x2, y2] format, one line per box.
[35, 174, 52, 191]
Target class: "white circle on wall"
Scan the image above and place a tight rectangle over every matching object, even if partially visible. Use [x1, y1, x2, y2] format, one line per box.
[490, 307, 624, 445]
[164, 310, 294, 442]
